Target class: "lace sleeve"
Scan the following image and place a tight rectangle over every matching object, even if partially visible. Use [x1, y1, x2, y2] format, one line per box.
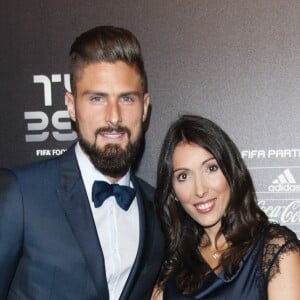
[262, 223, 300, 283]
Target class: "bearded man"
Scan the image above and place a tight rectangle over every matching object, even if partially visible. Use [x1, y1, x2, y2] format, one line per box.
[0, 26, 164, 300]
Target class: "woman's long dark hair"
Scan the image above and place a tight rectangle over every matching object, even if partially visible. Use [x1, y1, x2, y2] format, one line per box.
[156, 115, 268, 294]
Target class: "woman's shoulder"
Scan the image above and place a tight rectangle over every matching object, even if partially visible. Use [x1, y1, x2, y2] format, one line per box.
[262, 223, 300, 299]
[262, 223, 300, 282]
[264, 223, 300, 249]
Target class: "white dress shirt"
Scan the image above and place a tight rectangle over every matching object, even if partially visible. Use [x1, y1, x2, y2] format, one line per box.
[75, 143, 139, 299]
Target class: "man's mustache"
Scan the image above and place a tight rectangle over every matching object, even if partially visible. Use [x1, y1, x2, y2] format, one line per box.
[95, 126, 131, 138]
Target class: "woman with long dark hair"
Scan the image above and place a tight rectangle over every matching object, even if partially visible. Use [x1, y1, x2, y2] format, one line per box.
[152, 115, 300, 299]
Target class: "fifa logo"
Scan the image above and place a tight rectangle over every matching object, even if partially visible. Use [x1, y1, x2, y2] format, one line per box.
[24, 74, 77, 142]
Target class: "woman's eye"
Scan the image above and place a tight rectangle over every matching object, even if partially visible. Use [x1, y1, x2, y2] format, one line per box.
[208, 164, 218, 172]
[177, 173, 188, 181]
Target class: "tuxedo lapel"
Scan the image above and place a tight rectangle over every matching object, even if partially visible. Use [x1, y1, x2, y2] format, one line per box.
[57, 146, 109, 298]
[119, 175, 153, 299]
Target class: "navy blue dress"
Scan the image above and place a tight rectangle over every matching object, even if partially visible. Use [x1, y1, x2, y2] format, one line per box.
[163, 224, 300, 299]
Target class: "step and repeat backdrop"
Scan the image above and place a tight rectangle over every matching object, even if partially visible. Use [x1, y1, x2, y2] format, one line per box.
[0, 1, 299, 237]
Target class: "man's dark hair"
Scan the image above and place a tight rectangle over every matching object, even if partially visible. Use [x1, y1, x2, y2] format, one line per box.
[69, 25, 147, 94]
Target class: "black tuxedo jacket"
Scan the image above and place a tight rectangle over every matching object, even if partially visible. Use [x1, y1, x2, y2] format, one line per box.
[0, 146, 164, 299]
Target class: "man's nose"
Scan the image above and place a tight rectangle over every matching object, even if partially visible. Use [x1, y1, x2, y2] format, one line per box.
[105, 101, 121, 126]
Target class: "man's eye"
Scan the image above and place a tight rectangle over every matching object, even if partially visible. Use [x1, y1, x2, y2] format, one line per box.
[91, 96, 102, 102]
[122, 95, 133, 102]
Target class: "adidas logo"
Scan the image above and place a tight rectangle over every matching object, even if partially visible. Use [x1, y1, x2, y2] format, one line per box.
[272, 169, 296, 184]
[268, 169, 300, 192]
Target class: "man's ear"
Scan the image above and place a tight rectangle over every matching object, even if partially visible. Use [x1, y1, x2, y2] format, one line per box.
[65, 92, 76, 122]
[142, 93, 150, 122]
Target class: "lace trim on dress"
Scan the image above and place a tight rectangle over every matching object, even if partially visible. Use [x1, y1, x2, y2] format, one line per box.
[262, 224, 300, 282]
[254, 224, 300, 299]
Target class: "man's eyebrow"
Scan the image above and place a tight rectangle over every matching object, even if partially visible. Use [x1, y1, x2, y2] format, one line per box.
[80, 90, 142, 97]
[81, 90, 108, 97]
[119, 91, 142, 97]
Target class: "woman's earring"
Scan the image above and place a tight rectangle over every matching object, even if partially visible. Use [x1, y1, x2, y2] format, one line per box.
[170, 192, 178, 202]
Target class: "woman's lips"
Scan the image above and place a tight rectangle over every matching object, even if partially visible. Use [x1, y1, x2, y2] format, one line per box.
[194, 198, 216, 213]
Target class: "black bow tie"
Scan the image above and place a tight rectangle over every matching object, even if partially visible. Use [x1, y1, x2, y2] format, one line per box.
[92, 181, 136, 211]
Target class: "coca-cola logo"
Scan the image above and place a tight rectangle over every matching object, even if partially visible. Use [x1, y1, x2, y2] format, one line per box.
[258, 200, 300, 223]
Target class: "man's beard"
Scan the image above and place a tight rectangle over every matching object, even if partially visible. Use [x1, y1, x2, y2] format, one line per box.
[78, 125, 141, 178]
